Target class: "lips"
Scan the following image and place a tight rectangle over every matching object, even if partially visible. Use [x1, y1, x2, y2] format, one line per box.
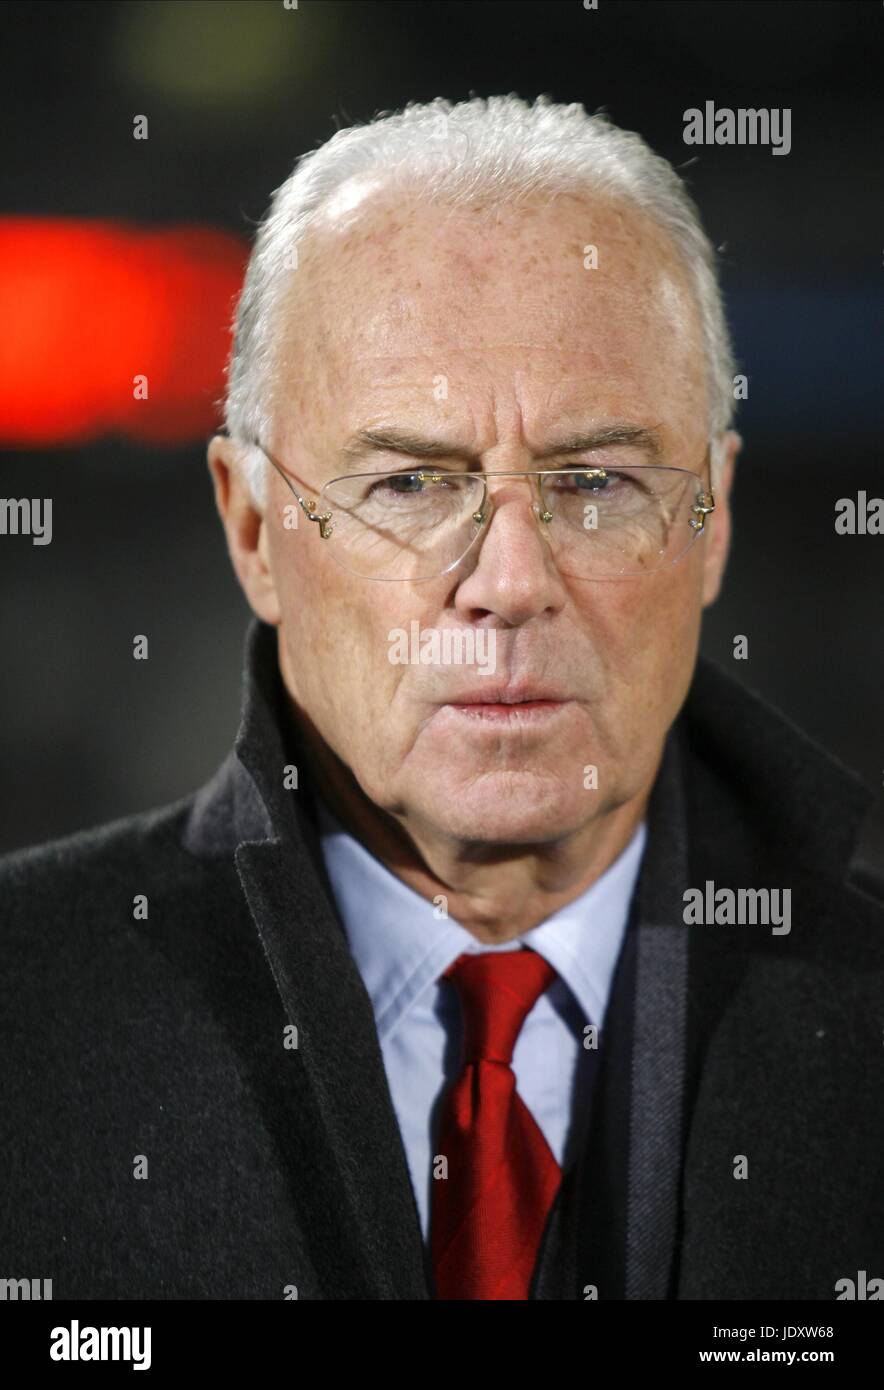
[438, 683, 573, 725]
[439, 683, 569, 706]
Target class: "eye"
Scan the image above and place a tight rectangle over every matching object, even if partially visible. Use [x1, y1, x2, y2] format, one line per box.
[366, 469, 465, 500]
[383, 472, 425, 494]
[363, 471, 428, 500]
[568, 469, 648, 495]
[544, 468, 620, 493]
[574, 468, 612, 492]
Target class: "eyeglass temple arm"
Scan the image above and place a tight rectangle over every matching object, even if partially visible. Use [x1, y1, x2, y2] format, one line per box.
[248, 438, 334, 539]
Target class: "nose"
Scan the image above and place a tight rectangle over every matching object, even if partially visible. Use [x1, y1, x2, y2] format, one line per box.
[452, 477, 567, 626]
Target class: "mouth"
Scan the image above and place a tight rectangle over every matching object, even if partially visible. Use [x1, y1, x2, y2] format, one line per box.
[444, 699, 570, 723]
[438, 684, 573, 724]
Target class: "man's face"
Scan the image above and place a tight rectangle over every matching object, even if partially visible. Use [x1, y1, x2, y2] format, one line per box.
[222, 186, 734, 846]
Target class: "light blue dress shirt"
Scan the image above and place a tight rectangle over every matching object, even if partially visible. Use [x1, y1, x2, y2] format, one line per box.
[316, 800, 647, 1241]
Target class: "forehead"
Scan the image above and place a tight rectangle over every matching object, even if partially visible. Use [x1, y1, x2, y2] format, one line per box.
[271, 186, 706, 431]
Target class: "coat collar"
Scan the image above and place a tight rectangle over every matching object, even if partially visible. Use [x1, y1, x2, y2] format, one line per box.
[679, 657, 873, 883]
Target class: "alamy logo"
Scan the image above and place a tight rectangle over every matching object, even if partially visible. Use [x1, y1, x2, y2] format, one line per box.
[387, 621, 496, 675]
[683, 880, 791, 935]
[50, 1321, 151, 1371]
[683, 102, 791, 156]
[0, 1276, 52, 1299]
[0, 497, 53, 545]
[834, 1270, 883, 1300]
[834, 492, 884, 534]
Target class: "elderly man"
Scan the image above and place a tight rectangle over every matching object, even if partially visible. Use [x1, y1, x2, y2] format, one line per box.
[2, 95, 882, 1302]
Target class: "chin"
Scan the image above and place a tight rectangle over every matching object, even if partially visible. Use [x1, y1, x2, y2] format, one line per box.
[413, 771, 591, 846]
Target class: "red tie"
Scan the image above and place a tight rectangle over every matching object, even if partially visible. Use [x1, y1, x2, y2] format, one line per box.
[430, 948, 562, 1300]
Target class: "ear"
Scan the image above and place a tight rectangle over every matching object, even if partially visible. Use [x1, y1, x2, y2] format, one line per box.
[701, 429, 741, 607]
[207, 434, 282, 626]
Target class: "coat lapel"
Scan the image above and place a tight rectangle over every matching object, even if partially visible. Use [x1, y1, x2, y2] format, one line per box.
[622, 730, 694, 1299]
[569, 729, 700, 1301]
[234, 838, 429, 1299]
[188, 620, 428, 1299]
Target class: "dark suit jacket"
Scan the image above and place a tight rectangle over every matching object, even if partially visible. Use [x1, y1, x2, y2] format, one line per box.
[1, 618, 882, 1300]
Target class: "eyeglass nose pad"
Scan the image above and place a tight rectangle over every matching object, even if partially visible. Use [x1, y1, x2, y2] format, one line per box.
[472, 479, 552, 540]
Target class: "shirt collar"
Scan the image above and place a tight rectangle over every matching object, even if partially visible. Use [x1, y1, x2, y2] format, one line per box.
[316, 798, 646, 1042]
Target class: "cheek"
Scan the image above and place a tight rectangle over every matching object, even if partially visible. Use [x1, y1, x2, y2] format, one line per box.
[583, 554, 703, 720]
[274, 540, 416, 756]
[634, 558, 704, 717]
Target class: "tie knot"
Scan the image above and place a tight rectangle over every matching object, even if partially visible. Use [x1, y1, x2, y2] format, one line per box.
[442, 949, 557, 1065]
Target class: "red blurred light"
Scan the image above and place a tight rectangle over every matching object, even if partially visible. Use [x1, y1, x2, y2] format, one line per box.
[0, 218, 248, 446]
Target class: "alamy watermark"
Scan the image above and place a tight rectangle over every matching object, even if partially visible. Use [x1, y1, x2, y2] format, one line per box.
[0, 497, 52, 544]
[683, 102, 791, 156]
[835, 491, 883, 534]
[683, 880, 791, 935]
[835, 1270, 883, 1299]
[50, 1321, 151, 1371]
[388, 621, 496, 675]
[0, 1276, 52, 1299]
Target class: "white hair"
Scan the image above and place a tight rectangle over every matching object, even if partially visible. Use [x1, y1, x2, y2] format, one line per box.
[222, 94, 738, 505]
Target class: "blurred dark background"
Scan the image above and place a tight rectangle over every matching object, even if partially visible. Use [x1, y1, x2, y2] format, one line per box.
[1, 0, 882, 865]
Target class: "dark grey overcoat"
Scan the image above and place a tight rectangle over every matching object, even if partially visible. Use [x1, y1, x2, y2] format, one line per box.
[1, 619, 882, 1299]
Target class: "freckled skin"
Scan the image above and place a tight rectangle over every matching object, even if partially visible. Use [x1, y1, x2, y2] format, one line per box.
[209, 187, 739, 941]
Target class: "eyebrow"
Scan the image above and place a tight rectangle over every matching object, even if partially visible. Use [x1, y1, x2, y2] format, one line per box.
[339, 423, 664, 467]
